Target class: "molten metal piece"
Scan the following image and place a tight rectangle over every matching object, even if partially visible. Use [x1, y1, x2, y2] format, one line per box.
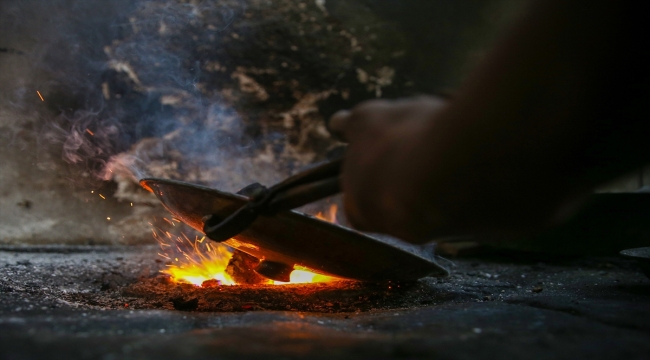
[141, 178, 448, 282]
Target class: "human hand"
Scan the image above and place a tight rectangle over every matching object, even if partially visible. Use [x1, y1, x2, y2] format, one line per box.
[330, 93, 590, 244]
[329, 96, 449, 243]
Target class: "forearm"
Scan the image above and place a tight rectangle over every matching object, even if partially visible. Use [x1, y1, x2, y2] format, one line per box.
[413, 0, 650, 238]
[362, 0, 650, 241]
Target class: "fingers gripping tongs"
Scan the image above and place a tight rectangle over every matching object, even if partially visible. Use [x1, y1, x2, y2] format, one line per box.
[203, 158, 343, 242]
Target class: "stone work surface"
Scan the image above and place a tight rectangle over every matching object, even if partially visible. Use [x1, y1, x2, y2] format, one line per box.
[0, 245, 648, 359]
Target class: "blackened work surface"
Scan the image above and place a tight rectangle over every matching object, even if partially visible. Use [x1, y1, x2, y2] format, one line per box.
[1, 246, 650, 360]
[140, 178, 447, 281]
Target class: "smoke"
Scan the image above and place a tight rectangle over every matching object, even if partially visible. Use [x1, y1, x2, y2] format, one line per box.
[4, 0, 398, 206]
[2, 0, 289, 195]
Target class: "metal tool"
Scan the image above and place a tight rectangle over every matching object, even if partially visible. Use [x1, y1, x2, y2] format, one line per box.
[202, 158, 343, 243]
[140, 177, 448, 282]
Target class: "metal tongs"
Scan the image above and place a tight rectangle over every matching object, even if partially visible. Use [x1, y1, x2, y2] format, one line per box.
[203, 157, 343, 242]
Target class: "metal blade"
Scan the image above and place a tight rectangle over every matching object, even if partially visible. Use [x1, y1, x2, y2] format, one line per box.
[140, 178, 448, 282]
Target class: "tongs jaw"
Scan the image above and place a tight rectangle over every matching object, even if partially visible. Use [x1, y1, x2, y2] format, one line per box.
[203, 158, 343, 242]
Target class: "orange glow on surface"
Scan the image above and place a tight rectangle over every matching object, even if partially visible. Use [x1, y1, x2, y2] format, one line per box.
[153, 221, 341, 286]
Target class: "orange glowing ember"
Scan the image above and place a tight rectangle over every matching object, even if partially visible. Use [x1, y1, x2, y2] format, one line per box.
[153, 217, 341, 286]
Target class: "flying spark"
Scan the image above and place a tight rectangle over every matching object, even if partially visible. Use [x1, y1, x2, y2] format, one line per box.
[36, 91, 44, 101]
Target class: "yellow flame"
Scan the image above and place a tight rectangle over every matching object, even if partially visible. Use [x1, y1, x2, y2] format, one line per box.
[153, 217, 341, 286]
[154, 230, 236, 286]
[315, 204, 338, 223]
[281, 266, 339, 284]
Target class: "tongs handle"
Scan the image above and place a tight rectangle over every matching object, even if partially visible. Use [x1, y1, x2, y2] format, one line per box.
[203, 158, 343, 242]
[266, 177, 341, 214]
[260, 158, 342, 211]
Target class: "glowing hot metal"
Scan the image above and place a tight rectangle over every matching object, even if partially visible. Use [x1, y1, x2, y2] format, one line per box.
[142, 178, 449, 283]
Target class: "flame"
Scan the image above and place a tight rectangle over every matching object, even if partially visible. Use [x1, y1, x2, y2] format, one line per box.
[315, 204, 338, 224]
[154, 229, 236, 286]
[153, 220, 341, 286]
